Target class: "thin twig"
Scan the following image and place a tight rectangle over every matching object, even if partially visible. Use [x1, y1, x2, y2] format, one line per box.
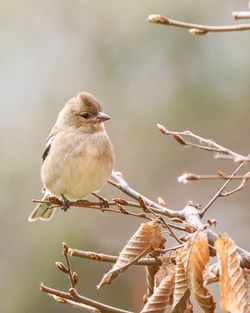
[32, 198, 142, 209]
[53, 296, 101, 312]
[200, 157, 249, 217]
[69, 249, 163, 266]
[63, 243, 75, 289]
[40, 283, 133, 313]
[163, 244, 184, 253]
[32, 197, 153, 221]
[157, 123, 247, 162]
[220, 175, 249, 197]
[148, 14, 250, 34]
[177, 172, 250, 183]
[158, 217, 182, 244]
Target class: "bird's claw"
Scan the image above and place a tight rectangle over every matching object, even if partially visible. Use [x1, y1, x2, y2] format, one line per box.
[61, 194, 70, 212]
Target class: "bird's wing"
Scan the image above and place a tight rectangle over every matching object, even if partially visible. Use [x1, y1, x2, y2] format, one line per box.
[41, 125, 60, 163]
[41, 136, 54, 163]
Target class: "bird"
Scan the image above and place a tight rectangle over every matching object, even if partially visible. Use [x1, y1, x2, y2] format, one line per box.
[28, 91, 115, 221]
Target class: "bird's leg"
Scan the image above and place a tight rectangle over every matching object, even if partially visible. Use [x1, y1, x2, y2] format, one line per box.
[61, 194, 70, 212]
[92, 192, 109, 208]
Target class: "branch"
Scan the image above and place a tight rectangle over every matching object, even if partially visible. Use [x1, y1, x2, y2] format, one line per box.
[200, 157, 249, 217]
[69, 249, 162, 266]
[40, 283, 133, 313]
[32, 197, 153, 221]
[148, 14, 250, 35]
[157, 123, 247, 162]
[110, 171, 181, 219]
[177, 172, 250, 183]
[69, 245, 182, 266]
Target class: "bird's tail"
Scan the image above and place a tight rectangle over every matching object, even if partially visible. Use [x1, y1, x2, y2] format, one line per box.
[28, 195, 55, 222]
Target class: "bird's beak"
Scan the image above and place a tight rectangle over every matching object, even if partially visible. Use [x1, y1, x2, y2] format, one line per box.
[96, 112, 111, 123]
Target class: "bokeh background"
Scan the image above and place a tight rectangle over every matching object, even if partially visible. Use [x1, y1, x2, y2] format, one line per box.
[1, 1, 250, 312]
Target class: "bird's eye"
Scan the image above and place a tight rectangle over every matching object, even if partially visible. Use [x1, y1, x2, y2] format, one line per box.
[81, 112, 90, 119]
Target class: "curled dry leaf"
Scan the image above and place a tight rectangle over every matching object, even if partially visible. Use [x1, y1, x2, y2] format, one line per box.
[215, 233, 249, 313]
[144, 262, 161, 303]
[97, 221, 166, 289]
[185, 230, 215, 313]
[172, 250, 189, 311]
[154, 257, 175, 288]
[140, 262, 175, 313]
[174, 230, 215, 313]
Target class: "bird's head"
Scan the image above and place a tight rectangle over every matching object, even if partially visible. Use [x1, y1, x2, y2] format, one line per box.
[57, 92, 111, 133]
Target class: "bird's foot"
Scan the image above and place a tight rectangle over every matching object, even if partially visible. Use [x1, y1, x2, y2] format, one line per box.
[92, 192, 109, 208]
[61, 194, 70, 212]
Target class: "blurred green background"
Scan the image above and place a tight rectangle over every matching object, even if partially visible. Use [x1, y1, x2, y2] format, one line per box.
[1, 0, 250, 312]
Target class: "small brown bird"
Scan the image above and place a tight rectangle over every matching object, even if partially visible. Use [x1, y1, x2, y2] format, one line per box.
[29, 91, 115, 221]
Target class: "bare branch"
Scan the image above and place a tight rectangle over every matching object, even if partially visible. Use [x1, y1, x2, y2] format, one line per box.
[40, 283, 133, 313]
[220, 174, 250, 197]
[177, 172, 250, 183]
[69, 249, 162, 266]
[32, 197, 153, 221]
[110, 171, 181, 219]
[200, 157, 249, 217]
[63, 243, 76, 289]
[69, 245, 183, 266]
[148, 14, 250, 34]
[53, 296, 101, 313]
[157, 123, 247, 162]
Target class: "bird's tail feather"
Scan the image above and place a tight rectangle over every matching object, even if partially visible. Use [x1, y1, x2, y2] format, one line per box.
[28, 196, 55, 222]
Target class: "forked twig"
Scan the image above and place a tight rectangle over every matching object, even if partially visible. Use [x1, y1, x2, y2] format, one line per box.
[157, 123, 247, 162]
[200, 156, 250, 217]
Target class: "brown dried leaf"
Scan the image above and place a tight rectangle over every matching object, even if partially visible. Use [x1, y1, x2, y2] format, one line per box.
[97, 221, 166, 288]
[144, 263, 161, 304]
[155, 257, 175, 288]
[140, 263, 175, 313]
[174, 231, 215, 313]
[186, 230, 215, 313]
[215, 233, 249, 313]
[173, 249, 189, 310]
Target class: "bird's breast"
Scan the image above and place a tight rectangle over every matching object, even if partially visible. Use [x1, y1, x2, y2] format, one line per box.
[41, 129, 114, 200]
